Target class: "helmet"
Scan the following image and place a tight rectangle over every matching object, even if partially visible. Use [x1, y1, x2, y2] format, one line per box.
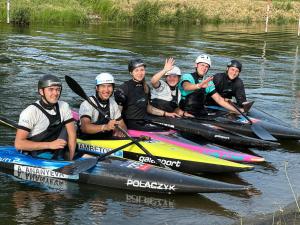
[195, 54, 211, 67]
[128, 59, 146, 72]
[95, 73, 115, 85]
[165, 66, 181, 76]
[227, 60, 242, 72]
[38, 75, 62, 90]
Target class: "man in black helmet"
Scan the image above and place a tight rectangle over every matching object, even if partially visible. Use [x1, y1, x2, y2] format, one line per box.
[206, 59, 248, 107]
[15, 75, 76, 160]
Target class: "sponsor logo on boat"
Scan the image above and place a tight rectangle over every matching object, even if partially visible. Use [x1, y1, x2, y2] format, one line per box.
[126, 179, 176, 191]
[121, 161, 152, 171]
[77, 143, 123, 157]
[14, 170, 68, 190]
[126, 194, 175, 208]
[14, 165, 78, 179]
[214, 135, 230, 140]
[138, 156, 181, 167]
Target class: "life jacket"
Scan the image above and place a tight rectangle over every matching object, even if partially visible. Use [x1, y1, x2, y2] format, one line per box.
[150, 86, 179, 112]
[28, 102, 64, 157]
[78, 96, 113, 140]
[179, 72, 208, 116]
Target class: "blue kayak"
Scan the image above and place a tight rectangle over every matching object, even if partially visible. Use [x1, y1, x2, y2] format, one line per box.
[0, 146, 248, 194]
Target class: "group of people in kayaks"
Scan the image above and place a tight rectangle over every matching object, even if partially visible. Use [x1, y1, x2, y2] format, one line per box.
[14, 54, 248, 160]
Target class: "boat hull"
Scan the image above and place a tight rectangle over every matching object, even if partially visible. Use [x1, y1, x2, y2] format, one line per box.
[0, 146, 247, 194]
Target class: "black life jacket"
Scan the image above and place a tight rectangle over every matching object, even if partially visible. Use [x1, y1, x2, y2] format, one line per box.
[179, 72, 207, 116]
[78, 96, 113, 140]
[28, 102, 64, 157]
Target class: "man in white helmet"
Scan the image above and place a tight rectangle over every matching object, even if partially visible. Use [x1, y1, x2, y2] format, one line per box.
[78, 73, 127, 139]
[178, 54, 239, 117]
[150, 58, 193, 117]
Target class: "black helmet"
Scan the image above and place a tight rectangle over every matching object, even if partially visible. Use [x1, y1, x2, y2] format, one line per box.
[227, 60, 242, 72]
[128, 59, 146, 72]
[38, 75, 62, 90]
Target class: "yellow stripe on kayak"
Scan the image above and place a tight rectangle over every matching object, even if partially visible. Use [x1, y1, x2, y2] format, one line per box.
[77, 139, 253, 170]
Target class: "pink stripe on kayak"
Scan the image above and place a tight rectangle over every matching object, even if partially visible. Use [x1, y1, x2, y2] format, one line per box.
[128, 130, 264, 163]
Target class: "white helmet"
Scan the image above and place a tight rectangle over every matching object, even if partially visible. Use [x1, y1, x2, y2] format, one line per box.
[95, 73, 115, 85]
[195, 54, 211, 67]
[165, 66, 181, 76]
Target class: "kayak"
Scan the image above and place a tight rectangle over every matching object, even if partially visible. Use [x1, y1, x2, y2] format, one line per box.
[206, 106, 300, 140]
[147, 116, 279, 149]
[71, 110, 265, 160]
[0, 146, 248, 194]
[0, 112, 253, 173]
[77, 138, 254, 174]
[127, 130, 264, 163]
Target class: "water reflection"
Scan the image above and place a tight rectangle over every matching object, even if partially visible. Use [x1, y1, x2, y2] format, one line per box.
[2, 169, 240, 224]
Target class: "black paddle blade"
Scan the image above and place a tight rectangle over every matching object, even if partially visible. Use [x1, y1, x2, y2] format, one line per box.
[65, 75, 89, 101]
[242, 101, 255, 113]
[54, 158, 97, 175]
[251, 124, 278, 142]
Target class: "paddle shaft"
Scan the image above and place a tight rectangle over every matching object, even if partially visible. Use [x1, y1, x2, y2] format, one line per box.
[65, 75, 168, 169]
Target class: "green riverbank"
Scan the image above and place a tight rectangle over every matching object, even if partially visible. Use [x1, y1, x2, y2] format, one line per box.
[0, 0, 300, 25]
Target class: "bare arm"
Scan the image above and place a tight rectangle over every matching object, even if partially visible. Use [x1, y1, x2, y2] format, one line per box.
[65, 122, 76, 160]
[147, 104, 181, 118]
[151, 58, 175, 88]
[211, 92, 240, 113]
[182, 76, 213, 91]
[14, 129, 66, 151]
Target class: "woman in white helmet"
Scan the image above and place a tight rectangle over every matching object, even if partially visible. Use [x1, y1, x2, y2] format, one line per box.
[178, 54, 239, 117]
[150, 58, 193, 117]
[78, 72, 127, 139]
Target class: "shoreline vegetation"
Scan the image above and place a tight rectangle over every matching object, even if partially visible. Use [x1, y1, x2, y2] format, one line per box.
[0, 0, 300, 26]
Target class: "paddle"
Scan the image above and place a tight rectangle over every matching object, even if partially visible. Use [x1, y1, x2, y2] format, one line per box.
[228, 100, 277, 141]
[64, 75, 168, 169]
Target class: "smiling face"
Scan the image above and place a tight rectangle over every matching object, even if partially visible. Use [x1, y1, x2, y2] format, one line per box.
[166, 75, 180, 87]
[195, 62, 210, 77]
[39, 86, 61, 104]
[227, 66, 240, 80]
[131, 66, 146, 82]
[96, 84, 113, 101]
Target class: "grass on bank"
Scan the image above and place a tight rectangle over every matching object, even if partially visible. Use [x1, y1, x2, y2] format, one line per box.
[0, 0, 300, 25]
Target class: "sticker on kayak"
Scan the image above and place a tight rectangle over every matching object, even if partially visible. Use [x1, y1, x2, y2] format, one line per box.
[14, 170, 68, 190]
[138, 156, 181, 168]
[120, 161, 152, 171]
[77, 143, 123, 157]
[237, 117, 259, 124]
[126, 179, 176, 191]
[14, 164, 78, 180]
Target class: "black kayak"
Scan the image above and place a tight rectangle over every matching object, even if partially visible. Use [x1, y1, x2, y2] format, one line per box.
[147, 116, 280, 149]
[0, 146, 248, 194]
[205, 106, 300, 140]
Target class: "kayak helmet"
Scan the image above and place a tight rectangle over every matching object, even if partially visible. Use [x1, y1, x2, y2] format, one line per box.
[195, 54, 211, 67]
[165, 66, 181, 76]
[227, 60, 242, 72]
[95, 73, 115, 85]
[128, 59, 146, 73]
[38, 75, 62, 90]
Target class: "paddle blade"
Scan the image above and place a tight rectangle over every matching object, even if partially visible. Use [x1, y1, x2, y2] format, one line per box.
[65, 75, 89, 101]
[251, 124, 277, 142]
[54, 158, 97, 175]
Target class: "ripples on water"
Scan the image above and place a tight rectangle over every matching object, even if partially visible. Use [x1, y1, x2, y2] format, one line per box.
[0, 23, 300, 224]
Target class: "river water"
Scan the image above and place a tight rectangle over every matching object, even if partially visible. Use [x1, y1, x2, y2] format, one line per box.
[0, 23, 300, 224]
